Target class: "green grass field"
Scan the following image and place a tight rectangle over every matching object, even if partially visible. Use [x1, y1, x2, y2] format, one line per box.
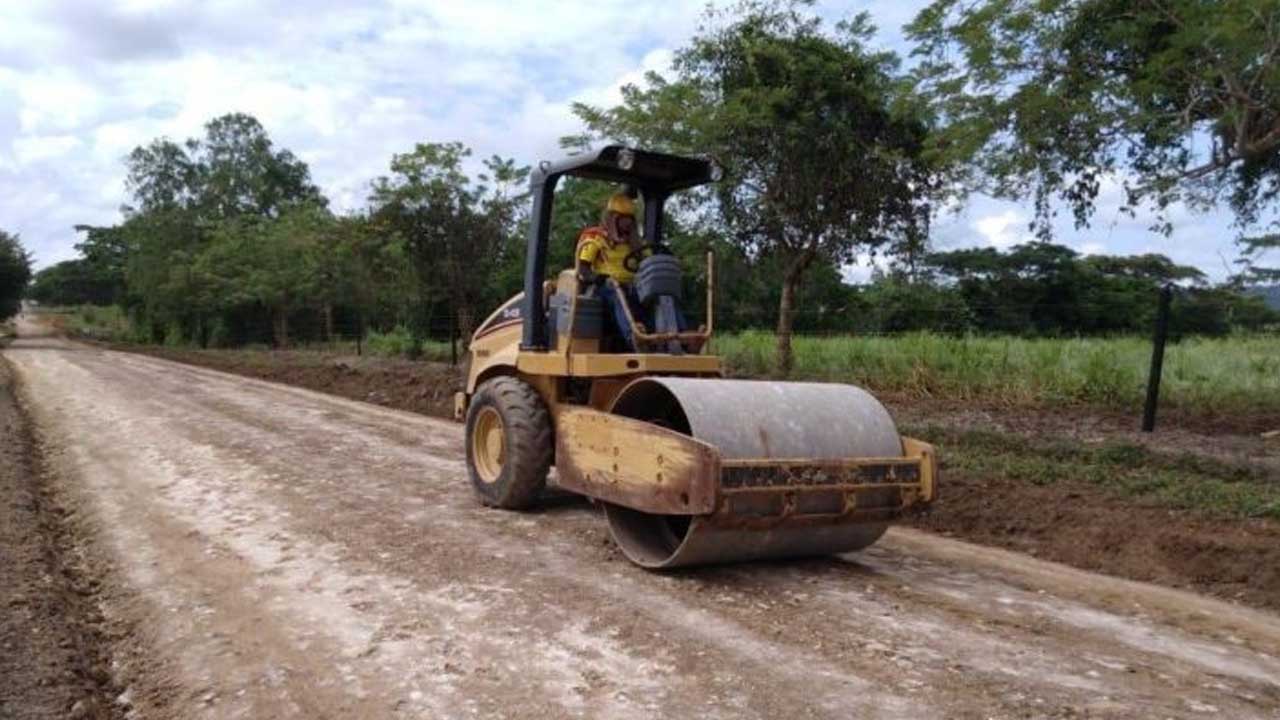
[714, 330, 1280, 417]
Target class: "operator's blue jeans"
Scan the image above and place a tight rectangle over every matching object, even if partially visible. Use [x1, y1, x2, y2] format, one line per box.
[599, 282, 642, 350]
[599, 283, 688, 351]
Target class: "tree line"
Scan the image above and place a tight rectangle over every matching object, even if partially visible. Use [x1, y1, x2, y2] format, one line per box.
[16, 0, 1280, 359]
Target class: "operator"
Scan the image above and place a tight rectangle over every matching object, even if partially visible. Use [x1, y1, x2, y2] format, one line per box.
[576, 192, 647, 350]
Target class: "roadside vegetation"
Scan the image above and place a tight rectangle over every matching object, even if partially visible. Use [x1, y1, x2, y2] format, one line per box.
[910, 424, 1280, 521]
[48, 302, 1278, 428]
[45, 305, 455, 362]
[717, 331, 1280, 417]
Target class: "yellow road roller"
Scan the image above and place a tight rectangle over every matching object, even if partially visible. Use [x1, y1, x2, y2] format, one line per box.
[455, 146, 936, 568]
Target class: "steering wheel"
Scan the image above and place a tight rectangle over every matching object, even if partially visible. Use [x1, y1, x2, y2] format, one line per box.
[622, 242, 673, 273]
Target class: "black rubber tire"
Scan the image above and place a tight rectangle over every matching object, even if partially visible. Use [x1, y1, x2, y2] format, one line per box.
[464, 376, 553, 510]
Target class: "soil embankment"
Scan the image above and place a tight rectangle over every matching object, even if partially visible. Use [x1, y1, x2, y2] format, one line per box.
[0, 357, 124, 719]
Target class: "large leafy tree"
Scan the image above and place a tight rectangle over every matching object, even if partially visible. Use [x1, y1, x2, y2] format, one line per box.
[125, 113, 325, 220]
[369, 142, 527, 342]
[908, 0, 1280, 233]
[196, 114, 325, 219]
[0, 230, 32, 321]
[569, 0, 940, 371]
[119, 113, 329, 341]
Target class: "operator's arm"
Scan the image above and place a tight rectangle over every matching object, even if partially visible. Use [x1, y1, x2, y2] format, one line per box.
[577, 237, 602, 284]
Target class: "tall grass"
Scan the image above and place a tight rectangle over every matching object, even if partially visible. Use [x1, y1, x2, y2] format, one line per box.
[714, 330, 1280, 415]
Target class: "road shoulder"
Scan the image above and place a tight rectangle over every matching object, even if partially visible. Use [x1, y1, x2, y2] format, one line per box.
[0, 357, 125, 720]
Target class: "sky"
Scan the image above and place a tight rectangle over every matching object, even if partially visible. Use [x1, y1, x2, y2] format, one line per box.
[0, 0, 1264, 281]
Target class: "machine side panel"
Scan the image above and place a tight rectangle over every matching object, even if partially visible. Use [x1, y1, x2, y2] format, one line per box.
[554, 406, 720, 515]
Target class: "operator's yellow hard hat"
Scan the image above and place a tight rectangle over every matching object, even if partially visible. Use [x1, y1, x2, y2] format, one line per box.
[605, 192, 635, 217]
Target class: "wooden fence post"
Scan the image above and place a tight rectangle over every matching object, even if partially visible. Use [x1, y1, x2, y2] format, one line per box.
[1142, 284, 1173, 432]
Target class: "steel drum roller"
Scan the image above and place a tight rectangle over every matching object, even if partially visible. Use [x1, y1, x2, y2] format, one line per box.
[604, 378, 903, 568]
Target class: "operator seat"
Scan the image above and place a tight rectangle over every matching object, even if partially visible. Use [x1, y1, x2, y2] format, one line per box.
[547, 253, 691, 355]
[632, 254, 686, 354]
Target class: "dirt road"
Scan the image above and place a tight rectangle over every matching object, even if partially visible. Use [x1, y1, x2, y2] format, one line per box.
[5, 318, 1280, 719]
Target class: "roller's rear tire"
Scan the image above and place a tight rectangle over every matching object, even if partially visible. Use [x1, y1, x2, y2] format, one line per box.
[465, 376, 553, 510]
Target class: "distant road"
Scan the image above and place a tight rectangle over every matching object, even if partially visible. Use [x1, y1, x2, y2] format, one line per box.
[6, 315, 1280, 719]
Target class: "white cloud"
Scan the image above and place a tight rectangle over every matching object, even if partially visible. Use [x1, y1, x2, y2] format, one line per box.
[13, 134, 81, 164]
[972, 210, 1030, 250]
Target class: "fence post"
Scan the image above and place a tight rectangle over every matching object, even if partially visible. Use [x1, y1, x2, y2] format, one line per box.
[1142, 284, 1173, 432]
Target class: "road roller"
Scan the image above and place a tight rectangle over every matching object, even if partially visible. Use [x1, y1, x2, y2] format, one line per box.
[455, 146, 937, 568]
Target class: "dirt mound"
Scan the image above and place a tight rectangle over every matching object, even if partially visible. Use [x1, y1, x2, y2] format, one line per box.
[0, 360, 123, 720]
[906, 471, 1280, 610]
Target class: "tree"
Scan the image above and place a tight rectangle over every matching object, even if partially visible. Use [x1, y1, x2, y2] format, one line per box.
[196, 114, 325, 220]
[923, 242, 1222, 334]
[569, 0, 940, 371]
[26, 260, 116, 306]
[69, 224, 130, 304]
[117, 114, 330, 343]
[369, 143, 527, 344]
[1236, 234, 1280, 285]
[908, 0, 1280, 234]
[126, 113, 325, 221]
[118, 209, 208, 343]
[0, 230, 32, 321]
[325, 214, 415, 339]
[196, 205, 334, 347]
[124, 139, 200, 213]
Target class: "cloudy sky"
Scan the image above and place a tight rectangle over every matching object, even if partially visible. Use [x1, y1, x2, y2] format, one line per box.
[0, 0, 1261, 280]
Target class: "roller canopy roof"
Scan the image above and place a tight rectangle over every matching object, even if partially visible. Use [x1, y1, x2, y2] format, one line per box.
[531, 145, 718, 193]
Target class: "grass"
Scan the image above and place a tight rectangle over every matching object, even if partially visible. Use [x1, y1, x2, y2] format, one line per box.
[907, 423, 1280, 521]
[714, 330, 1280, 417]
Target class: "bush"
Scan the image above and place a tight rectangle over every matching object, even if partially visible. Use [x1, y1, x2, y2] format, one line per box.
[365, 326, 454, 362]
[366, 326, 415, 358]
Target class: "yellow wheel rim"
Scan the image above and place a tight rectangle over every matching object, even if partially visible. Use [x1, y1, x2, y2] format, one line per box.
[472, 406, 506, 484]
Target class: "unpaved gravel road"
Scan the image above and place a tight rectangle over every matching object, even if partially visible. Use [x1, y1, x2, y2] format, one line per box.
[6, 318, 1280, 720]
